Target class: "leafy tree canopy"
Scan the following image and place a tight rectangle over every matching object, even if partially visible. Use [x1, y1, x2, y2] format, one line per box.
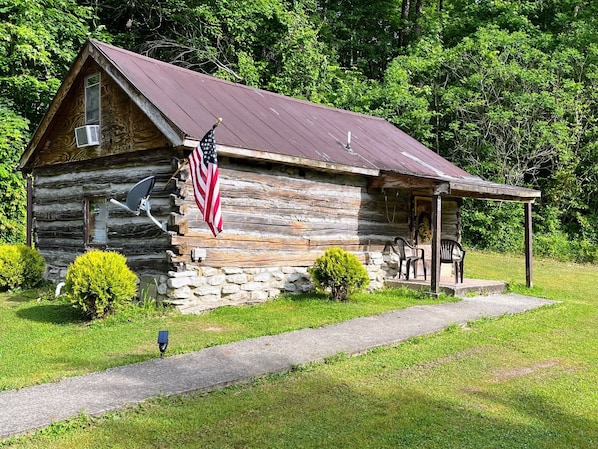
[1, 0, 598, 253]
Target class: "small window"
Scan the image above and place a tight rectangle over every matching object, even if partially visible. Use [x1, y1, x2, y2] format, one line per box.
[85, 73, 100, 125]
[85, 197, 107, 246]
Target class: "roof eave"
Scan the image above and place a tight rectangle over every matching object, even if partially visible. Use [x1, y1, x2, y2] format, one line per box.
[183, 140, 380, 176]
[371, 171, 541, 202]
[88, 40, 185, 147]
[448, 181, 541, 202]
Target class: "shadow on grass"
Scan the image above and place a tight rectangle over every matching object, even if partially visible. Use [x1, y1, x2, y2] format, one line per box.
[285, 292, 332, 302]
[16, 302, 84, 325]
[79, 370, 597, 449]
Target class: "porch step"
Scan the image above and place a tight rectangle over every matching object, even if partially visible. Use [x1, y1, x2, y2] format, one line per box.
[384, 277, 507, 297]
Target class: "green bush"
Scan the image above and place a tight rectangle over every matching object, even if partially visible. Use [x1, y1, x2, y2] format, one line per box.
[461, 200, 524, 252]
[534, 231, 573, 262]
[309, 247, 370, 301]
[64, 250, 138, 320]
[0, 244, 45, 290]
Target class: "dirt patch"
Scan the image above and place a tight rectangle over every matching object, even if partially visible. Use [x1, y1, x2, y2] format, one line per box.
[396, 346, 491, 378]
[203, 325, 227, 332]
[492, 359, 561, 382]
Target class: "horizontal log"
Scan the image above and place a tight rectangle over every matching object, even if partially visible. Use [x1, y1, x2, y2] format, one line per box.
[170, 247, 380, 268]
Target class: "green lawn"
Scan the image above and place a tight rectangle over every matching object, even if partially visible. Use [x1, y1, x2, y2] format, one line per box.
[2, 251, 598, 448]
[0, 277, 450, 391]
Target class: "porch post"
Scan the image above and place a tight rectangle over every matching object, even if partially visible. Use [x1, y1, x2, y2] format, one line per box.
[431, 194, 442, 294]
[524, 201, 533, 288]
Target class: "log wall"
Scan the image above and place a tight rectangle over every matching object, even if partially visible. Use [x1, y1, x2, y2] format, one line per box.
[32, 151, 176, 278]
[30, 151, 460, 313]
[170, 157, 460, 269]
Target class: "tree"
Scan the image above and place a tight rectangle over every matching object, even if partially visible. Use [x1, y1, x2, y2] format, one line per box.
[0, 107, 28, 243]
[95, 0, 337, 100]
[0, 0, 98, 126]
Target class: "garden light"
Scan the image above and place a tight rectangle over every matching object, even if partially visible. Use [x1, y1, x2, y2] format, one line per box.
[157, 330, 169, 358]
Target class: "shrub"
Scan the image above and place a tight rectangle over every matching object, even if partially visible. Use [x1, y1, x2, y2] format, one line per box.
[0, 244, 45, 290]
[461, 200, 524, 252]
[534, 231, 573, 262]
[64, 250, 138, 320]
[309, 247, 370, 301]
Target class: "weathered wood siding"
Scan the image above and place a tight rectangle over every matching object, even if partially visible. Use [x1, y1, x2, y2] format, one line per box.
[31, 60, 170, 168]
[170, 158, 461, 269]
[32, 151, 176, 276]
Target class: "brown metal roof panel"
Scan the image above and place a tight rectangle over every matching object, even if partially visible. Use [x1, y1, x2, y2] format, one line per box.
[92, 40, 477, 177]
[94, 42, 393, 168]
[126, 57, 223, 138]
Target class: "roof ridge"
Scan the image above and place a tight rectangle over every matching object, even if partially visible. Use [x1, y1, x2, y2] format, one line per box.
[90, 39, 386, 123]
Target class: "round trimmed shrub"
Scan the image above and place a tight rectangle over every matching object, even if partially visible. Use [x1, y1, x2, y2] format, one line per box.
[309, 247, 370, 301]
[0, 244, 45, 290]
[64, 250, 138, 320]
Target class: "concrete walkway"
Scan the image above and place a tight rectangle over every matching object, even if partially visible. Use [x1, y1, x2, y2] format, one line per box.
[0, 293, 555, 439]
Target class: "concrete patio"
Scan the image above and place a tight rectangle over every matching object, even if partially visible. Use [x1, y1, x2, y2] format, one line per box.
[385, 276, 507, 297]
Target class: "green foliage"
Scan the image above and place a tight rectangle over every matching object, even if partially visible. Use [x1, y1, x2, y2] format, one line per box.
[64, 250, 138, 320]
[461, 200, 525, 252]
[0, 244, 45, 290]
[309, 247, 370, 301]
[0, 0, 100, 125]
[3, 0, 598, 257]
[0, 107, 28, 243]
[535, 232, 598, 264]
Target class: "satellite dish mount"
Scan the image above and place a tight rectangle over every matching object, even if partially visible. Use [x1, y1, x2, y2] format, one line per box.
[110, 176, 167, 232]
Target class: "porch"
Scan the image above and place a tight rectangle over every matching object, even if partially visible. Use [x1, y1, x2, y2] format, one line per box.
[385, 276, 507, 297]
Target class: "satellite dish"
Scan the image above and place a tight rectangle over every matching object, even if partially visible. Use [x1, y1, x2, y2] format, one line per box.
[110, 176, 167, 232]
[125, 176, 155, 211]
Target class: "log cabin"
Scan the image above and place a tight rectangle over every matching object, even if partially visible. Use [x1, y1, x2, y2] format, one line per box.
[20, 40, 540, 313]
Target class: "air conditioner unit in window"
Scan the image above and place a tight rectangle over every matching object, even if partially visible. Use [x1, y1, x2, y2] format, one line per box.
[75, 125, 100, 147]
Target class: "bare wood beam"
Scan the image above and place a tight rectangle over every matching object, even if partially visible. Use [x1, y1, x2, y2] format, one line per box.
[212, 144, 380, 177]
[431, 194, 442, 294]
[524, 202, 533, 288]
[369, 173, 439, 190]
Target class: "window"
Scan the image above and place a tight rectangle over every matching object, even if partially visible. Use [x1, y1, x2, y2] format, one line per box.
[85, 197, 107, 246]
[85, 73, 100, 125]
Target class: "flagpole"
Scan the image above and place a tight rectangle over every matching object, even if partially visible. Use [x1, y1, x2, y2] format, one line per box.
[163, 118, 223, 190]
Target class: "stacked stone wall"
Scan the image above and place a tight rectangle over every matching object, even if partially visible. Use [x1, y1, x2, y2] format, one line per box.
[45, 250, 399, 313]
[158, 250, 399, 314]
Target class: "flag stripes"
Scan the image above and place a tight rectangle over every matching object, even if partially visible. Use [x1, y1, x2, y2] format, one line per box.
[188, 128, 223, 237]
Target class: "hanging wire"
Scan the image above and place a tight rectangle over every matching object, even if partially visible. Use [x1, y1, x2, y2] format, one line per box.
[383, 188, 398, 223]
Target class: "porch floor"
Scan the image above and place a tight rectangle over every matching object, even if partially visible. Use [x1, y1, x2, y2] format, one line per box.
[385, 276, 507, 297]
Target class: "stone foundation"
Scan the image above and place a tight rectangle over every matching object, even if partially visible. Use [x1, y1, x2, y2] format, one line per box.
[45, 250, 399, 314]
[154, 266, 312, 314]
[157, 251, 399, 314]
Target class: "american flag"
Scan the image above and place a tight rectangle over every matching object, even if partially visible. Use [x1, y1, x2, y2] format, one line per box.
[188, 127, 223, 237]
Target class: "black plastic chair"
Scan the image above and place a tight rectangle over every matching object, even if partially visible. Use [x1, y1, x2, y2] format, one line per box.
[390, 237, 427, 280]
[440, 239, 466, 283]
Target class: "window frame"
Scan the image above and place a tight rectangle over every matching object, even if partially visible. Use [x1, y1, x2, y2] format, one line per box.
[84, 73, 101, 125]
[84, 196, 108, 248]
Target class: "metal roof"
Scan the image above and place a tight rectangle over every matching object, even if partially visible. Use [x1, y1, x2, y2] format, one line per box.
[22, 40, 541, 201]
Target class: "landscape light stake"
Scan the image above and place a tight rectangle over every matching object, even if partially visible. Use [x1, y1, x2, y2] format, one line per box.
[157, 330, 169, 358]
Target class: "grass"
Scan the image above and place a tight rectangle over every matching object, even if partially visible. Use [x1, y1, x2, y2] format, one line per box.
[2, 251, 598, 448]
[0, 284, 448, 390]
